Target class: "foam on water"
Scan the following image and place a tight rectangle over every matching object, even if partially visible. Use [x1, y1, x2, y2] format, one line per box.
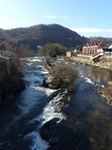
[38, 94, 66, 126]
[20, 56, 44, 63]
[27, 58, 43, 62]
[85, 77, 104, 88]
[32, 86, 57, 97]
[41, 71, 49, 75]
[26, 62, 33, 66]
[23, 132, 49, 150]
[85, 77, 94, 85]
[19, 56, 65, 149]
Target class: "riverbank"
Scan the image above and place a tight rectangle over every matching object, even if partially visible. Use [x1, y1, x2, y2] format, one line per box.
[60, 55, 112, 72]
[98, 87, 112, 106]
[0, 60, 26, 105]
[0, 75, 25, 104]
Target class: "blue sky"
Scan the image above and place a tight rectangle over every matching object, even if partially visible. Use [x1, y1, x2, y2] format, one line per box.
[0, 0, 112, 37]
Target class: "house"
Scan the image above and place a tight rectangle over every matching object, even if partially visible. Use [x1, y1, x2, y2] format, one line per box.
[82, 42, 106, 55]
[66, 51, 73, 57]
[108, 45, 112, 49]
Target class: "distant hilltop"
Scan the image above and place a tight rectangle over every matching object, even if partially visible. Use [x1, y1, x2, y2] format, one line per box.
[0, 24, 88, 50]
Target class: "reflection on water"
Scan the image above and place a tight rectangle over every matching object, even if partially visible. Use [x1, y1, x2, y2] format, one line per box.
[66, 63, 112, 150]
[78, 64, 112, 84]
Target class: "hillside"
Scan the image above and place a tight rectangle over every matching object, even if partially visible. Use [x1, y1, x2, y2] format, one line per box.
[89, 37, 112, 47]
[0, 24, 88, 50]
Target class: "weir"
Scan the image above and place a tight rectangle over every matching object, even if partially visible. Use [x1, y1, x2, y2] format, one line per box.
[90, 52, 103, 61]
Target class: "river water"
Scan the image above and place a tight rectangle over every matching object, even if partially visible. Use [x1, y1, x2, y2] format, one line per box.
[0, 56, 112, 150]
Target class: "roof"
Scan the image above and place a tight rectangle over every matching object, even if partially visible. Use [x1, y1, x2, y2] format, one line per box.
[108, 45, 112, 49]
[103, 48, 112, 52]
[83, 41, 103, 46]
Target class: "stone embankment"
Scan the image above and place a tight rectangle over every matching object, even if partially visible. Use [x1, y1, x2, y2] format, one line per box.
[64, 54, 112, 71]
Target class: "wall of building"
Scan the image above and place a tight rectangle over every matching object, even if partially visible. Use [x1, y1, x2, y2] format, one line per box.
[66, 51, 73, 57]
[82, 42, 106, 55]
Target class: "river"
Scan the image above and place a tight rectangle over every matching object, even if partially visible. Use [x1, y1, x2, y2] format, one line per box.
[0, 56, 112, 150]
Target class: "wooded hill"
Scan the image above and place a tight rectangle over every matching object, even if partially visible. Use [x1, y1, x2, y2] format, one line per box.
[0, 24, 88, 50]
[0, 24, 112, 51]
[89, 37, 112, 47]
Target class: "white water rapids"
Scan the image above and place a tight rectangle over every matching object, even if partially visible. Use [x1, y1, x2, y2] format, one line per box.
[19, 56, 65, 150]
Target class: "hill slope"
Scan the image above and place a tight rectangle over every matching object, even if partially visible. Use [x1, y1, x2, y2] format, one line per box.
[89, 37, 112, 47]
[0, 24, 88, 50]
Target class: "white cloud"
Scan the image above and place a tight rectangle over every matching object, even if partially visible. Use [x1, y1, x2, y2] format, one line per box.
[71, 28, 112, 33]
[60, 16, 68, 19]
[71, 28, 103, 33]
[43, 15, 57, 19]
[43, 15, 68, 19]
[106, 29, 112, 32]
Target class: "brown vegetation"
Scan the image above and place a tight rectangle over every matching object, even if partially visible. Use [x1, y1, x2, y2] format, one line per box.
[0, 37, 17, 51]
[16, 44, 34, 58]
[49, 63, 78, 89]
[107, 87, 112, 97]
[98, 86, 112, 105]
[45, 55, 52, 66]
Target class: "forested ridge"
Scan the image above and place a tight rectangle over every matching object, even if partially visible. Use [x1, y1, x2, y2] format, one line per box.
[0, 24, 111, 51]
[0, 24, 88, 50]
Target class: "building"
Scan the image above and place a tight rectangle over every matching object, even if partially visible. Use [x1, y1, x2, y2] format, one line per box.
[82, 42, 106, 55]
[108, 45, 112, 49]
[66, 51, 73, 57]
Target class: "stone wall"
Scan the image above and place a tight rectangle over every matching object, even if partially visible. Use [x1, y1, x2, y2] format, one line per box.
[68, 55, 112, 70]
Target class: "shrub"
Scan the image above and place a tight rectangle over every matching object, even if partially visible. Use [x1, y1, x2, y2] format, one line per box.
[45, 55, 51, 66]
[49, 63, 78, 89]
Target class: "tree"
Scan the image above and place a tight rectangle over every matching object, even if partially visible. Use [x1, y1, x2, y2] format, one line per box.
[38, 43, 66, 57]
[17, 44, 34, 58]
[49, 63, 78, 89]
[0, 37, 17, 51]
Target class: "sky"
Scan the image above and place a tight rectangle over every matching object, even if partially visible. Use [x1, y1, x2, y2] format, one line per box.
[0, 0, 112, 37]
